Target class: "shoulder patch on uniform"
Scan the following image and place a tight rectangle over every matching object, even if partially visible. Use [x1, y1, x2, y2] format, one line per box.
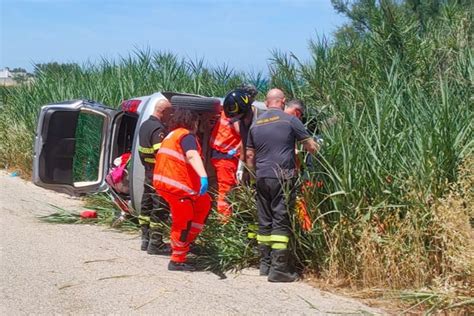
[256, 116, 279, 124]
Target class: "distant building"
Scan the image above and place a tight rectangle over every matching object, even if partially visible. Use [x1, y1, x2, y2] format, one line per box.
[0, 68, 17, 86]
[0, 67, 13, 78]
[0, 67, 32, 86]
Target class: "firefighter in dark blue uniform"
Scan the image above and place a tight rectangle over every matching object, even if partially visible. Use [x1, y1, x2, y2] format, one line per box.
[138, 99, 172, 255]
[246, 89, 319, 282]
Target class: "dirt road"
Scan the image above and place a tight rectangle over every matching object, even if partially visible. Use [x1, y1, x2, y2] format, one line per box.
[0, 171, 384, 315]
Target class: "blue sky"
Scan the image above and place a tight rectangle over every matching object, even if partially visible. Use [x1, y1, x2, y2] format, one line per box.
[1, 0, 346, 73]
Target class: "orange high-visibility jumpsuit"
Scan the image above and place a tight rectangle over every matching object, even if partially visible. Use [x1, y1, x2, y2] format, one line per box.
[209, 111, 241, 219]
[153, 128, 211, 263]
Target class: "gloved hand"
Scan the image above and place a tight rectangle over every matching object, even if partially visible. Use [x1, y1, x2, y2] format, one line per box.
[236, 160, 245, 183]
[228, 148, 237, 156]
[199, 177, 208, 195]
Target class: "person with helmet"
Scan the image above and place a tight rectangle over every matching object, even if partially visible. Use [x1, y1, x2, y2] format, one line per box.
[137, 99, 172, 255]
[221, 85, 259, 238]
[208, 111, 240, 222]
[246, 89, 319, 282]
[208, 86, 256, 222]
[153, 108, 211, 272]
[223, 84, 260, 185]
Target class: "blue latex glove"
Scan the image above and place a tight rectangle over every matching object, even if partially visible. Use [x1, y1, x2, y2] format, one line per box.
[199, 177, 208, 195]
[228, 148, 237, 156]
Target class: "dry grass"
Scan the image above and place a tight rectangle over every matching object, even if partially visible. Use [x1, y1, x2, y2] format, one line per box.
[308, 156, 473, 313]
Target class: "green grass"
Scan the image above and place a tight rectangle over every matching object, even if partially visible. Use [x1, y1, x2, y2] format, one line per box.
[73, 112, 104, 182]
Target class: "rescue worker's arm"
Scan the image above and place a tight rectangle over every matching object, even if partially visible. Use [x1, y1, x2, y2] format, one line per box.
[234, 119, 244, 182]
[291, 116, 319, 154]
[238, 143, 245, 161]
[301, 137, 319, 154]
[181, 135, 207, 178]
[245, 148, 255, 170]
[232, 121, 245, 162]
[186, 150, 208, 195]
[181, 134, 208, 195]
[186, 150, 207, 178]
[245, 128, 256, 171]
[233, 121, 240, 134]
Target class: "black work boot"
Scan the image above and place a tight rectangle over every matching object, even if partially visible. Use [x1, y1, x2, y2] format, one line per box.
[268, 249, 298, 282]
[147, 229, 171, 255]
[140, 225, 150, 251]
[189, 243, 205, 255]
[258, 244, 272, 276]
[168, 260, 196, 272]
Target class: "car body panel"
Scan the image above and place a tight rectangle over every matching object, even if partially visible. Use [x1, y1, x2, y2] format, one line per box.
[33, 100, 118, 196]
[33, 92, 267, 214]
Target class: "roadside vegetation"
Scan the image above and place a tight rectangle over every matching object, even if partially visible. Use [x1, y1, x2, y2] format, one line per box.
[0, 0, 472, 313]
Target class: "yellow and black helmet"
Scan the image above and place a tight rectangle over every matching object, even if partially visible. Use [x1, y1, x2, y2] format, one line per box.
[223, 85, 257, 118]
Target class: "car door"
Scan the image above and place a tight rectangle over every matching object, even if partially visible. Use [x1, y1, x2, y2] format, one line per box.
[33, 99, 119, 196]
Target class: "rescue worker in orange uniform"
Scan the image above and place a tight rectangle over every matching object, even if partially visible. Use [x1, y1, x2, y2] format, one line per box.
[209, 86, 258, 222]
[209, 109, 241, 222]
[229, 85, 260, 185]
[220, 86, 260, 245]
[153, 108, 211, 271]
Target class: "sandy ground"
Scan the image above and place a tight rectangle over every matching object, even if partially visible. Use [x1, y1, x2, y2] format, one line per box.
[0, 171, 385, 315]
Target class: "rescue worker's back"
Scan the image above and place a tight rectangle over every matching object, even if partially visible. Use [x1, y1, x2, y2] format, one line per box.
[248, 109, 311, 180]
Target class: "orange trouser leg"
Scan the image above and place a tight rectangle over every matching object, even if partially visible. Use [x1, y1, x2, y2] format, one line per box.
[160, 192, 211, 263]
[211, 158, 238, 218]
[186, 194, 211, 244]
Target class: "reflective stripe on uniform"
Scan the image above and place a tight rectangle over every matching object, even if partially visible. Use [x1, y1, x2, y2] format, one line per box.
[171, 240, 187, 247]
[247, 232, 257, 239]
[270, 235, 290, 243]
[209, 136, 239, 154]
[153, 127, 201, 197]
[150, 222, 161, 228]
[138, 146, 154, 154]
[271, 242, 288, 250]
[172, 250, 187, 255]
[159, 147, 186, 162]
[153, 174, 197, 195]
[144, 158, 156, 164]
[138, 215, 151, 225]
[248, 224, 258, 231]
[152, 143, 162, 150]
[257, 234, 271, 242]
[191, 222, 204, 230]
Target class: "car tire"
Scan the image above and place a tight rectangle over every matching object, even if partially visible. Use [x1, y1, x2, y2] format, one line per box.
[170, 96, 221, 114]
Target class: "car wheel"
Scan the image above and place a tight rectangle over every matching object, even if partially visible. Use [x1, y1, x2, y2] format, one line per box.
[170, 96, 221, 114]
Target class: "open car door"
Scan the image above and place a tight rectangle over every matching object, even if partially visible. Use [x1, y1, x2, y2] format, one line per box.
[33, 100, 118, 196]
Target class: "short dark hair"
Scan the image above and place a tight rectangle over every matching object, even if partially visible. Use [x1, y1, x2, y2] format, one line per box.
[169, 108, 199, 131]
[286, 99, 305, 111]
